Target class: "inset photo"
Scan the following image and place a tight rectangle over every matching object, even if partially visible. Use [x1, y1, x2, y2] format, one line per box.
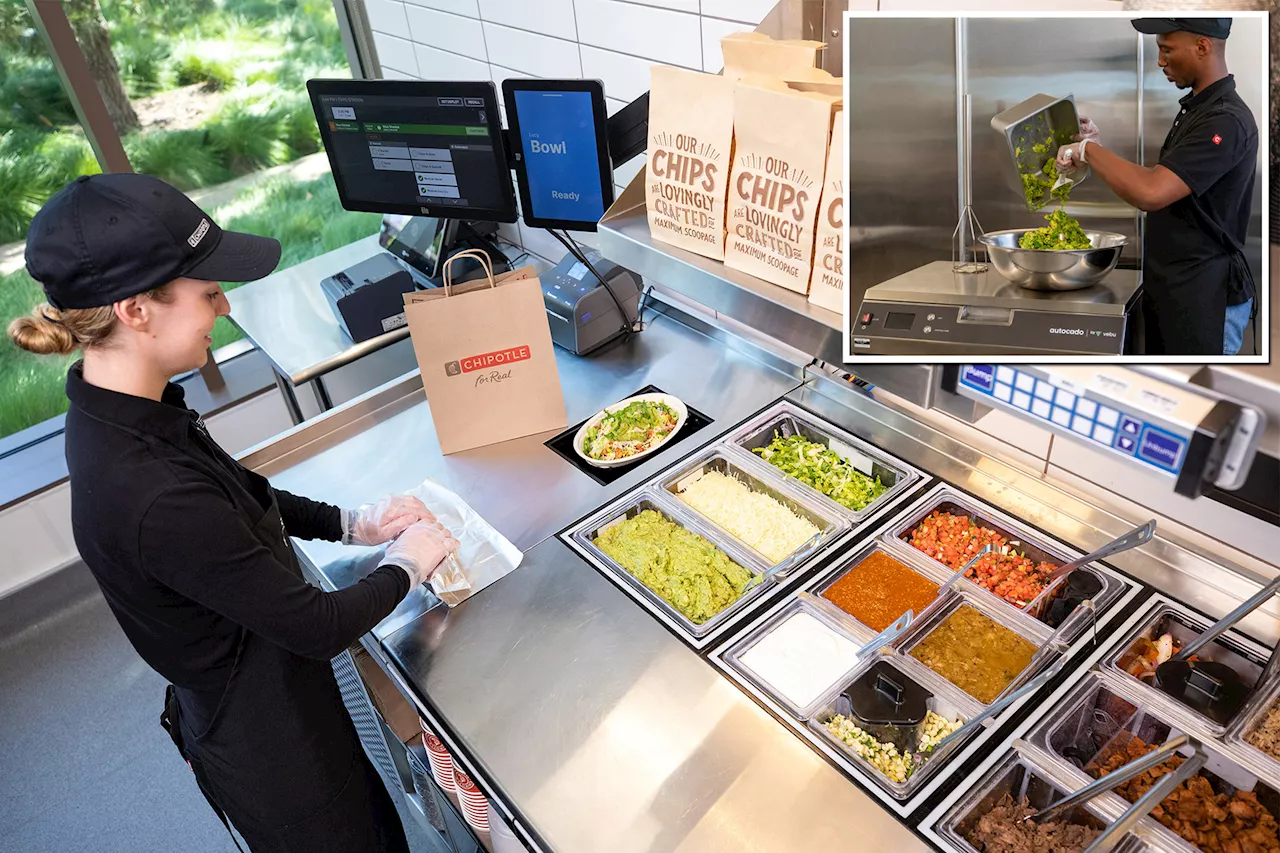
[844, 11, 1269, 361]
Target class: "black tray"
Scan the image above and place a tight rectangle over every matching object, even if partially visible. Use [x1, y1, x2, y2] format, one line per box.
[545, 385, 714, 485]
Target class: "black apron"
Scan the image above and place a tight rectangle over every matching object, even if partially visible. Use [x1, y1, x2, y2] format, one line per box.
[1143, 87, 1255, 356]
[161, 470, 408, 853]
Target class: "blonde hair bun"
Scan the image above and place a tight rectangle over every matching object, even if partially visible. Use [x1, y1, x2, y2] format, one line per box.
[7, 302, 112, 355]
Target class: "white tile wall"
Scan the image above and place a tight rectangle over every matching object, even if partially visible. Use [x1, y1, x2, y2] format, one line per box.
[574, 0, 703, 67]
[405, 4, 487, 57]
[483, 23, 582, 78]
[372, 32, 419, 76]
[701, 0, 768, 23]
[700, 0, 773, 24]
[579, 45, 664, 104]
[366, 0, 410, 34]
[413, 43, 491, 80]
[478, 0, 577, 42]
[405, 0, 478, 16]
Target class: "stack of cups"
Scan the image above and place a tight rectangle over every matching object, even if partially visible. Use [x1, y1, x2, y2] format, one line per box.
[455, 769, 491, 834]
[422, 728, 456, 800]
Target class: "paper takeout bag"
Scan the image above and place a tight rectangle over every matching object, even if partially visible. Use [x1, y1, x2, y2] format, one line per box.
[808, 108, 845, 313]
[720, 32, 824, 80]
[404, 250, 566, 454]
[724, 77, 841, 294]
[645, 65, 736, 261]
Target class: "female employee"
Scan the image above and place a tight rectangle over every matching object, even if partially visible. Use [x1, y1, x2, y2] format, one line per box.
[7, 173, 458, 852]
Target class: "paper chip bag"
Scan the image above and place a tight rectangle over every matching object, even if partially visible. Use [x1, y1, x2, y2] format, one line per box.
[645, 66, 736, 261]
[721, 32, 824, 80]
[809, 109, 845, 313]
[725, 77, 840, 294]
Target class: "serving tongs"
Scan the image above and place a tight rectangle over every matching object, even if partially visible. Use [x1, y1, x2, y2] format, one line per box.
[1042, 520, 1156, 586]
[1153, 572, 1280, 710]
[1024, 733, 1208, 853]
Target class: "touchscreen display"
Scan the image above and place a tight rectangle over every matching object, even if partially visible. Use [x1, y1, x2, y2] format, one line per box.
[511, 89, 607, 224]
[315, 91, 509, 214]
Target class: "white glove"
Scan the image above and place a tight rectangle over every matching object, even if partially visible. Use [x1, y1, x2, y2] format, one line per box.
[380, 520, 460, 586]
[1056, 139, 1091, 172]
[341, 495, 435, 546]
[1077, 115, 1100, 145]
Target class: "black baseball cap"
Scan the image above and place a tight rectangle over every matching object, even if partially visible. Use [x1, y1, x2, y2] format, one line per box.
[25, 173, 282, 310]
[1131, 18, 1232, 40]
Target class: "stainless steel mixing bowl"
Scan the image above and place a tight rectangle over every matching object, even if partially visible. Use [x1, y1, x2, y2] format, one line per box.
[980, 229, 1129, 291]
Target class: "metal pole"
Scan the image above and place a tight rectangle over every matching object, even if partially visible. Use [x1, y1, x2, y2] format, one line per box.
[24, 0, 131, 174]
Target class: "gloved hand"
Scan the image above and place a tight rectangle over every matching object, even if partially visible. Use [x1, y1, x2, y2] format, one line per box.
[341, 495, 435, 546]
[1076, 115, 1100, 145]
[380, 521, 460, 586]
[1056, 140, 1091, 173]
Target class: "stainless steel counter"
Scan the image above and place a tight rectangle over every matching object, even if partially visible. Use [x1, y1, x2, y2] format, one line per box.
[243, 309, 801, 640]
[383, 535, 929, 853]
[240, 294, 1278, 853]
[225, 234, 394, 386]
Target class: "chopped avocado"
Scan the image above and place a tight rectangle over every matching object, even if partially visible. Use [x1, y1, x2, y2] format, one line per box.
[1018, 206, 1092, 250]
[594, 509, 753, 624]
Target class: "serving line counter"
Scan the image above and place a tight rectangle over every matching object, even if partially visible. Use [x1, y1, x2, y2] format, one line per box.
[234, 282, 1280, 852]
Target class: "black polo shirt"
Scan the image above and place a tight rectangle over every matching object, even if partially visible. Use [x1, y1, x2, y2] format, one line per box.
[1147, 74, 1258, 304]
[64, 363, 409, 705]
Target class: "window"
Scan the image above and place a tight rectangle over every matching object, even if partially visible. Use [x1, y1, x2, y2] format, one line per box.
[1, 0, 381, 441]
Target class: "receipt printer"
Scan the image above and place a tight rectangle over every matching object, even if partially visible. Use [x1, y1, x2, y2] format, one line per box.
[543, 248, 641, 355]
[320, 253, 419, 343]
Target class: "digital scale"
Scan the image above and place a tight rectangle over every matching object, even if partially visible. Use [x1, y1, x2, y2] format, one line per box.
[852, 261, 1142, 356]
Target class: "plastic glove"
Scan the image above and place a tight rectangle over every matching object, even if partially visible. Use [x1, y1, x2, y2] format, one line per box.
[1076, 116, 1100, 145]
[380, 520, 460, 586]
[1056, 140, 1091, 172]
[341, 495, 435, 546]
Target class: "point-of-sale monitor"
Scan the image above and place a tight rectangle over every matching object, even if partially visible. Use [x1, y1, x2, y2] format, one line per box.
[307, 78, 518, 222]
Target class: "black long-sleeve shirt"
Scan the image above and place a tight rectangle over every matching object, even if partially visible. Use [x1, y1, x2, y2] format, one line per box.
[64, 362, 409, 700]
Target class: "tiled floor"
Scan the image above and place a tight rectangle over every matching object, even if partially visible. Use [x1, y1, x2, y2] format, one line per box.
[0, 562, 445, 852]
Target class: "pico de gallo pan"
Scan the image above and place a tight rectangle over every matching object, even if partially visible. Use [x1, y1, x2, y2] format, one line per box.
[583, 400, 680, 462]
[906, 510, 1058, 608]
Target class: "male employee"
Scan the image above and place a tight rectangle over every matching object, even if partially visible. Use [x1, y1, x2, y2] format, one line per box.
[1056, 18, 1258, 356]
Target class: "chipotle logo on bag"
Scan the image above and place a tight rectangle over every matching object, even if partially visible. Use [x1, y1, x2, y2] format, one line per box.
[445, 345, 532, 386]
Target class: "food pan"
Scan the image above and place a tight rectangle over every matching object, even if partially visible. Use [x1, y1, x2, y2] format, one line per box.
[725, 400, 920, 523]
[1103, 602, 1268, 736]
[810, 538, 954, 636]
[1229, 673, 1280, 789]
[719, 596, 875, 720]
[657, 447, 848, 576]
[933, 747, 1150, 853]
[990, 93, 1089, 208]
[896, 586, 1058, 709]
[570, 491, 771, 640]
[886, 485, 1126, 632]
[808, 650, 983, 800]
[1028, 672, 1280, 853]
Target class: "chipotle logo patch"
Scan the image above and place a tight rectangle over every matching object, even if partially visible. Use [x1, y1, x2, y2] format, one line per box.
[444, 345, 531, 377]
